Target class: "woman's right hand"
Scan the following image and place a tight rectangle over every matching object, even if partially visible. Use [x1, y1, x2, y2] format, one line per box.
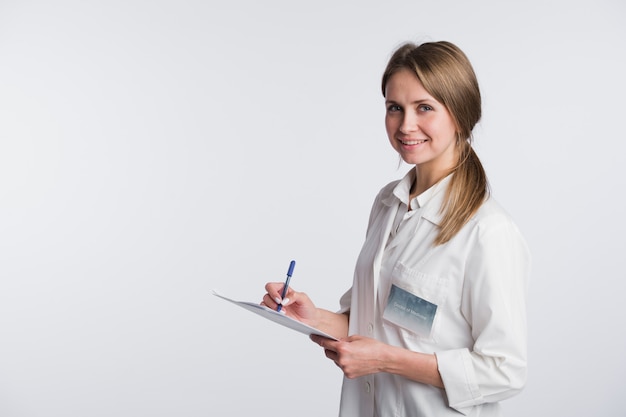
[261, 282, 320, 327]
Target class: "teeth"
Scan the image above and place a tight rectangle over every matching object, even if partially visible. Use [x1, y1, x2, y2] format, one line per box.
[401, 139, 426, 145]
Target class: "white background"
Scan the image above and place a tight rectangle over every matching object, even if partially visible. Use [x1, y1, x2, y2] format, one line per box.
[1, 1, 624, 416]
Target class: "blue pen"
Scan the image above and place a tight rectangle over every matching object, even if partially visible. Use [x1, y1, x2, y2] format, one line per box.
[277, 260, 296, 312]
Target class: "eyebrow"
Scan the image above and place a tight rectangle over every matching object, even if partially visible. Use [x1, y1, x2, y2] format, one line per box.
[385, 98, 436, 105]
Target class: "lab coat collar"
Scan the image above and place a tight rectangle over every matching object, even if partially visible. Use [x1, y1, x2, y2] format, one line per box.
[381, 169, 452, 226]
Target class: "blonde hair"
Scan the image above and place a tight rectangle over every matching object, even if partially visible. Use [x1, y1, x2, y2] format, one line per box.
[382, 41, 489, 245]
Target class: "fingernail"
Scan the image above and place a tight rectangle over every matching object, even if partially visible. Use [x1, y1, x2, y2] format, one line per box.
[274, 297, 282, 304]
[282, 297, 290, 306]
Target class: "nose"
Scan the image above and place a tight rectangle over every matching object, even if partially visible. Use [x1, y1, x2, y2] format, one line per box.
[399, 112, 418, 134]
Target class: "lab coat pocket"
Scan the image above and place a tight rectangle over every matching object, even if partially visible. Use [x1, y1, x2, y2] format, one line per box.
[382, 262, 449, 342]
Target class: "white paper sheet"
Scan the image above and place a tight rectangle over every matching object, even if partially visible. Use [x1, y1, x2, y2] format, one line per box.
[212, 290, 338, 341]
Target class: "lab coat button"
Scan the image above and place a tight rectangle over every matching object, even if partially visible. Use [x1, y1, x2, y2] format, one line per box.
[367, 323, 374, 334]
[365, 381, 371, 393]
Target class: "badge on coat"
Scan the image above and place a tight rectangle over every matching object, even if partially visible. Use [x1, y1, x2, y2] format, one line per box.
[383, 284, 437, 338]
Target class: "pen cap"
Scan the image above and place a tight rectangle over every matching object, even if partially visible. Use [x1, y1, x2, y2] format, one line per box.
[287, 260, 296, 276]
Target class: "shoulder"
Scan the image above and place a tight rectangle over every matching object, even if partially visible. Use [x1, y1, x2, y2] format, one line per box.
[363, 179, 402, 232]
[467, 196, 528, 249]
[377, 179, 401, 203]
[472, 196, 516, 225]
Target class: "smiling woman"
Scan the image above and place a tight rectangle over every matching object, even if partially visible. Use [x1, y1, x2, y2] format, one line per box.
[382, 41, 488, 245]
[261, 40, 530, 417]
[0, 1, 624, 416]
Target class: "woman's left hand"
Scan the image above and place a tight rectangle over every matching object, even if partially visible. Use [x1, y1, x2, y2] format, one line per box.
[310, 334, 388, 379]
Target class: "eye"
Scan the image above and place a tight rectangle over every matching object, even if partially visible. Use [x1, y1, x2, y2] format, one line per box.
[418, 104, 434, 112]
[386, 104, 402, 113]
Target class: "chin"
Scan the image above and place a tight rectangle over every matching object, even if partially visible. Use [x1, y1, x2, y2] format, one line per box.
[399, 156, 423, 165]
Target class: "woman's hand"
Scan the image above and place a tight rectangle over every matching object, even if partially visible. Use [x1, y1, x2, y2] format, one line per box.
[310, 334, 387, 379]
[310, 334, 444, 387]
[261, 283, 320, 328]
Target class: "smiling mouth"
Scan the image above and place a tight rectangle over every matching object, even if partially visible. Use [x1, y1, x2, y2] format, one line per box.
[399, 138, 427, 145]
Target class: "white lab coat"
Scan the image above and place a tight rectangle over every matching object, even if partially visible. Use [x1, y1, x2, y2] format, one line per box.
[337, 171, 530, 417]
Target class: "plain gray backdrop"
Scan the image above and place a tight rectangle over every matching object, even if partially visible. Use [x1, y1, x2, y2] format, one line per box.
[1, 0, 624, 416]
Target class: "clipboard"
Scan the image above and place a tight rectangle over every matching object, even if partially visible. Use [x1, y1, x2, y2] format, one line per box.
[212, 290, 338, 341]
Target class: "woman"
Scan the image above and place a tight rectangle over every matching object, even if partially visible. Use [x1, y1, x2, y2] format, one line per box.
[262, 40, 530, 416]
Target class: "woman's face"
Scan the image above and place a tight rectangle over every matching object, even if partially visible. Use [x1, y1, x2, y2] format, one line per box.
[384, 69, 458, 172]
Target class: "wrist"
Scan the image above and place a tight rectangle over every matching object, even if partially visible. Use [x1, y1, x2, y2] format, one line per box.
[378, 343, 398, 374]
[313, 309, 349, 339]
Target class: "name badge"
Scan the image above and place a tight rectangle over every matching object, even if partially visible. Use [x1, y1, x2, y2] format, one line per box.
[383, 284, 437, 338]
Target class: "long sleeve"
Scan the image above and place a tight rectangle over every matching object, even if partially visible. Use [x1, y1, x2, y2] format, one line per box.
[436, 211, 531, 414]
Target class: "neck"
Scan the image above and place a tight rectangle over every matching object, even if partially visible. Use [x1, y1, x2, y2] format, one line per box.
[411, 167, 450, 198]
[411, 147, 460, 197]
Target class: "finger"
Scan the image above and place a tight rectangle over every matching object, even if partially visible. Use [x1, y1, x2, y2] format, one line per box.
[262, 293, 279, 309]
[264, 282, 295, 303]
[264, 282, 284, 299]
[312, 335, 338, 352]
[310, 334, 329, 347]
[324, 348, 338, 361]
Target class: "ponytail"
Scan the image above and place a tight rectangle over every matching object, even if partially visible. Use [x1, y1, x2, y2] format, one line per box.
[436, 141, 489, 245]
